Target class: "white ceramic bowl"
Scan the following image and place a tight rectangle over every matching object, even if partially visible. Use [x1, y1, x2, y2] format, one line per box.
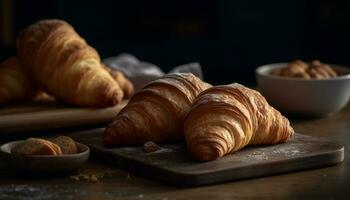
[256, 63, 350, 116]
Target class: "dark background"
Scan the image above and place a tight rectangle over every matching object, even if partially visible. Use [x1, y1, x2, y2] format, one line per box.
[1, 0, 350, 85]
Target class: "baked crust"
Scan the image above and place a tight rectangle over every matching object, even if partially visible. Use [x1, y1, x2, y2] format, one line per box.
[17, 19, 123, 107]
[184, 83, 294, 161]
[103, 73, 211, 146]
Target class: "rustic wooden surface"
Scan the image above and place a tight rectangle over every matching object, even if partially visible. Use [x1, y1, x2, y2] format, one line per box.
[0, 101, 127, 135]
[71, 130, 344, 186]
[0, 104, 350, 199]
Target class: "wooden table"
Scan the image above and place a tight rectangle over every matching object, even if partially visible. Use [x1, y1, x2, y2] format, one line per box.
[0, 105, 349, 200]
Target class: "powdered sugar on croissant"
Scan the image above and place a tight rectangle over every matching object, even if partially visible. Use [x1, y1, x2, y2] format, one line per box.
[184, 83, 294, 161]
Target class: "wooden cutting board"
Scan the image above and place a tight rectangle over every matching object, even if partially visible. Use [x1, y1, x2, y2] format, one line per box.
[71, 128, 344, 187]
[0, 101, 127, 135]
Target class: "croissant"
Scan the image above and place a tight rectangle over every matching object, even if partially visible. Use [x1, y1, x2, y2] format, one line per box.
[103, 73, 211, 146]
[102, 64, 134, 98]
[184, 83, 294, 161]
[17, 19, 123, 107]
[33, 65, 134, 102]
[0, 57, 37, 104]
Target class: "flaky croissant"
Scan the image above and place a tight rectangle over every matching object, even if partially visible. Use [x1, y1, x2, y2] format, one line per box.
[184, 83, 294, 161]
[0, 57, 37, 104]
[33, 65, 134, 102]
[103, 73, 211, 146]
[102, 64, 134, 98]
[17, 19, 123, 107]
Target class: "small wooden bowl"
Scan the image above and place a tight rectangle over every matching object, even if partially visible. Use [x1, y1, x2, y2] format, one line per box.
[0, 140, 90, 173]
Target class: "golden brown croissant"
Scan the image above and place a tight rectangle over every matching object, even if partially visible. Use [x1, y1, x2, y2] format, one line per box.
[102, 64, 134, 98]
[103, 73, 211, 146]
[184, 83, 294, 161]
[17, 19, 123, 107]
[33, 65, 134, 102]
[0, 57, 37, 104]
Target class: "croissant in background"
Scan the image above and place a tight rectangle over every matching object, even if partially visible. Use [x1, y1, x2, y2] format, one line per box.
[0, 57, 37, 104]
[34, 65, 134, 102]
[102, 64, 134, 98]
[17, 19, 123, 107]
[184, 83, 294, 161]
[103, 73, 211, 147]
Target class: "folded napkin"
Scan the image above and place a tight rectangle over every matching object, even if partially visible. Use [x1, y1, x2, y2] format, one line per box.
[103, 53, 203, 91]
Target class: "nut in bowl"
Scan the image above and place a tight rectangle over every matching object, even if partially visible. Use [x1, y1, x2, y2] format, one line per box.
[0, 137, 90, 174]
[256, 61, 350, 117]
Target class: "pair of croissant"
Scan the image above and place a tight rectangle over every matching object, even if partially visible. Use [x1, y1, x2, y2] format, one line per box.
[0, 19, 133, 107]
[104, 73, 294, 161]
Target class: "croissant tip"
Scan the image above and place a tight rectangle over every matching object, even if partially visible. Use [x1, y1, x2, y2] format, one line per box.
[189, 145, 221, 161]
[103, 127, 116, 147]
[109, 91, 123, 106]
[97, 87, 124, 107]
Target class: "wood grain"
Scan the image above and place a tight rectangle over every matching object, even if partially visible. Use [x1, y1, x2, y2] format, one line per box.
[0, 104, 350, 199]
[0, 101, 127, 135]
[71, 129, 344, 186]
